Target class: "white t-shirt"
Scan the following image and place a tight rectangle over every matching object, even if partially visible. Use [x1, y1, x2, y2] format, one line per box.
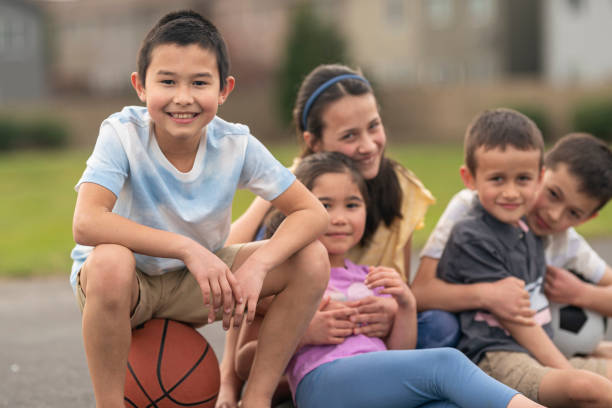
[420, 189, 607, 284]
[70, 106, 295, 290]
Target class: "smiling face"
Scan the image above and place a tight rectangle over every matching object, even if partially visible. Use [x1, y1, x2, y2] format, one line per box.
[312, 171, 367, 267]
[131, 43, 233, 146]
[525, 163, 600, 236]
[463, 146, 542, 225]
[308, 94, 386, 180]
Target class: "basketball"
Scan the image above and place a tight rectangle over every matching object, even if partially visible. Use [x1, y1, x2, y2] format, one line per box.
[124, 318, 220, 407]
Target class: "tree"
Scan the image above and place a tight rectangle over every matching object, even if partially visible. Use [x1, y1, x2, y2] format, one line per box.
[276, 2, 350, 127]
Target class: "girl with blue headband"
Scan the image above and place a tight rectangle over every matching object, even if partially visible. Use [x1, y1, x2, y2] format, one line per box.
[217, 64, 444, 407]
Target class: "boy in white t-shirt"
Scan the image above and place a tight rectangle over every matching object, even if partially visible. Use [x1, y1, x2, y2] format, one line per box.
[70, 10, 329, 408]
[413, 132, 612, 351]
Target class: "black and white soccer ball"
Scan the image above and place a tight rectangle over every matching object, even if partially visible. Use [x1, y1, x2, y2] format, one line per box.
[549, 302, 607, 357]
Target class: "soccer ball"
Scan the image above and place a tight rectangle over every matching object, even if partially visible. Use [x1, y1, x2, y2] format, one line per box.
[549, 302, 607, 358]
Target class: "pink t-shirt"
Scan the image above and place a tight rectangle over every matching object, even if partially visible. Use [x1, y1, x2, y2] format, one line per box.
[285, 259, 388, 396]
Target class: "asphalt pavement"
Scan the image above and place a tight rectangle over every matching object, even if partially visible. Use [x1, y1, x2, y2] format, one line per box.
[1, 240, 611, 408]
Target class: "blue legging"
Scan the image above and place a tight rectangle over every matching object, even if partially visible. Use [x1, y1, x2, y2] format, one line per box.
[295, 348, 518, 408]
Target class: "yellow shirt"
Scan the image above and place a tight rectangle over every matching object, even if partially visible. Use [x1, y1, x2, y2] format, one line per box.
[347, 165, 435, 281]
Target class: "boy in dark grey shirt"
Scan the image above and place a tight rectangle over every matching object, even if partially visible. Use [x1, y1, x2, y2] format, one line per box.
[437, 108, 612, 407]
[438, 197, 551, 364]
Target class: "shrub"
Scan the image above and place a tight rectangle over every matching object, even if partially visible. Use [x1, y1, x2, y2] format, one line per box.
[572, 99, 612, 143]
[0, 117, 19, 150]
[22, 119, 69, 148]
[0, 117, 69, 150]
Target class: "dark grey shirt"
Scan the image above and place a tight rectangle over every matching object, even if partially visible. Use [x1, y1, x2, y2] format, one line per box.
[437, 198, 552, 364]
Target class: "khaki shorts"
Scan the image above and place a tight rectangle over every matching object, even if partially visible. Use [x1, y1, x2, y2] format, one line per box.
[75, 244, 243, 328]
[478, 350, 608, 402]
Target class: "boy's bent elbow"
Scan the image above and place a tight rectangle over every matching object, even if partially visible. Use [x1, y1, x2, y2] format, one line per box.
[312, 205, 330, 236]
[72, 212, 97, 246]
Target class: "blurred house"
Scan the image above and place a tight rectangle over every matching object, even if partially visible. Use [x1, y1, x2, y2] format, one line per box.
[41, 0, 612, 95]
[326, 0, 612, 85]
[543, 0, 612, 83]
[43, 0, 212, 95]
[0, 0, 46, 102]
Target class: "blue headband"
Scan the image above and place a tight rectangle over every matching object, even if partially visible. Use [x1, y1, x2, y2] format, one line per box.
[301, 74, 370, 130]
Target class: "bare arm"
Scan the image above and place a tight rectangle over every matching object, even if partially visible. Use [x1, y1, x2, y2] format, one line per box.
[545, 265, 612, 316]
[501, 320, 572, 369]
[226, 196, 272, 245]
[230, 180, 329, 324]
[411, 256, 535, 325]
[73, 182, 242, 326]
[74, 182, 202, 259]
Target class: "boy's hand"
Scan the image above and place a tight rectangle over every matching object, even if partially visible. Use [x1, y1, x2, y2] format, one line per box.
[345, 296, 397, 338]
[183, 243, 242, 329]
[300, 297, 356, 346]
[365, 266, 416, 309]
[481, 276, 535, 325]
[231, 258, 268, 327]
[544, 265, 586, 305]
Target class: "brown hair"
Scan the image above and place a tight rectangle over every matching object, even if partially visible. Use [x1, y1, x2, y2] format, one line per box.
[545, 133, 612, 212]
[464, 108, 544, 176]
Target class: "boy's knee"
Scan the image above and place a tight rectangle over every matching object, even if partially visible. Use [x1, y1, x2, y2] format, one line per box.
[82, 244, 135, 298]
[417, 310, 461, 349]
[293, 240, 330, 290]
[563, 370, 612, 402]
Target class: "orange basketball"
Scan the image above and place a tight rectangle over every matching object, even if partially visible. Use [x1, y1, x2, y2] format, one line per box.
[124, 319, 220, 407]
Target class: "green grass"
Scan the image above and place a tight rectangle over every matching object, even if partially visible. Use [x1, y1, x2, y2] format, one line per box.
[0, 150, 86, 277]
[1, 145, 611, 277]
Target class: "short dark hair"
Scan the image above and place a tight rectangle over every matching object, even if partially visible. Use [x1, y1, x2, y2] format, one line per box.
[294, 64, 373, 156]
[545, 133, 612, 211]
[137, 10, 230, 90]
[464, 108, 545, 175]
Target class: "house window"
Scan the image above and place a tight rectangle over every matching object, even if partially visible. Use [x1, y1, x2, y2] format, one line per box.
[468, 0, 496, 27]
[427, 0, 453, 29]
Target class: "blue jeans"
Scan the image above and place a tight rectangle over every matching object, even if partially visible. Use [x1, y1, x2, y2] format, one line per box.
[295, 348, 518, 408]
[417, 310, 461, 349]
